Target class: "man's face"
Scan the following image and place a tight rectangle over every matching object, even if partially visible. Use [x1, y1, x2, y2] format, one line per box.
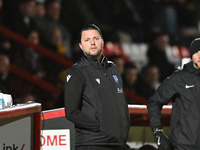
[47, 2, 60, 20]
[125, 68, 137, 85]
[0, 56, 9, 76]
[27, 31, 39, 45]
[146, 67, 159, 84]
[192, 51, 200, 69]
[155, 35, 169, 51]
[20, 1, 36, 17]
[79, 29, 104, 60]
[50, 28, 62, 45]
[113, 58, 124, 75]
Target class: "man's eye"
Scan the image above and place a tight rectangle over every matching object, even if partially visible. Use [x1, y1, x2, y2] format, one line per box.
[95, 37, 99, 40]
[85, 39, 89, 41]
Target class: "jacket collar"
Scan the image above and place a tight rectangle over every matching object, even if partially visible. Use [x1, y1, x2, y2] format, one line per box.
[81, 54, 108, 69]
[183, 61, 200, 75]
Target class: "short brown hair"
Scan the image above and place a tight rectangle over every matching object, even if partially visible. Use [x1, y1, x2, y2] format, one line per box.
[78, 24, 103, 43]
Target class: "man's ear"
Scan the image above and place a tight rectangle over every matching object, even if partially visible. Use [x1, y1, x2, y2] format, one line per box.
[79, 43, 83, 50]
[102, 40, 104, 48]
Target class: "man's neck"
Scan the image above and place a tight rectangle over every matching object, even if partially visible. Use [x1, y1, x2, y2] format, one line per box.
[85, 54, 101, 63]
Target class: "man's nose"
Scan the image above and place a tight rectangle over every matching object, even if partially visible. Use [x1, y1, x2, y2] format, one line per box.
[90, 39, 95, 45]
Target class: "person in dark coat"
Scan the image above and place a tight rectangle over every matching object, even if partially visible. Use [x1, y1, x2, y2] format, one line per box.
[148, 38, 200, 150]
[135, 64, 160, 100]
[64, 24, 130, 150]
[147, 32, 175, 82]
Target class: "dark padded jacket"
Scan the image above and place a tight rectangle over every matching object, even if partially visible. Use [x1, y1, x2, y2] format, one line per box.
[64, 54, 130, 146]
[148, 61, 200, 150]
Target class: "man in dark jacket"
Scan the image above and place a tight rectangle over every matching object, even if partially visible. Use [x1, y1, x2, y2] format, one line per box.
[64, 24, 130, 150]
[147, 32, 175, 82]
[148, 38, 200, 150]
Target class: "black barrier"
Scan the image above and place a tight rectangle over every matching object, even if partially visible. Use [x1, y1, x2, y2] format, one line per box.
[41, 108, 75, 150]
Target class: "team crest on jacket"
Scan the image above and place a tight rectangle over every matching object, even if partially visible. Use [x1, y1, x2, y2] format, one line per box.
[113, 75, 119, 83]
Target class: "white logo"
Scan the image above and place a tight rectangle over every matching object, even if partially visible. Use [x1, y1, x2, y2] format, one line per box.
[66, 75, 71, 82]
[96, 78, 100, 84]
[157, 136, 161, 145]
[185, 85, 195, 89]
[117, 88, 123, 93]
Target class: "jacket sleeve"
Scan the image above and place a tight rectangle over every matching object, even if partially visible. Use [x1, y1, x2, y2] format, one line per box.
[147, 75, 176, 131]
[64, 68, 100, 132]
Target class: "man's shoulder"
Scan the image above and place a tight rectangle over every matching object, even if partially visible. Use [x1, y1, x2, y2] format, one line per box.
[107, 60, 118, 69]
[66, 63, 85, 80]
[173, 68, 189, 76]
[107, 60, 115, 65]
[69, 59, 89, 71]
[167, 68, 188, 81]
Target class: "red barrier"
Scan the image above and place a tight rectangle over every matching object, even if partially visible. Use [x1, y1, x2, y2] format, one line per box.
[9, 65, 61, 95]
[41, 105, 172, 126]
[0, 25, 74, 68]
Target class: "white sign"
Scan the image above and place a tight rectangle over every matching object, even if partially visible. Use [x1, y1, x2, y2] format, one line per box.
[41, 129, 70, 150]
[0, 116, 31, 150]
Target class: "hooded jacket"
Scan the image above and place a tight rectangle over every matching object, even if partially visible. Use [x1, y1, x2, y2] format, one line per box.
[64, 54, 130, 146]
[148, 61, 200, 150]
